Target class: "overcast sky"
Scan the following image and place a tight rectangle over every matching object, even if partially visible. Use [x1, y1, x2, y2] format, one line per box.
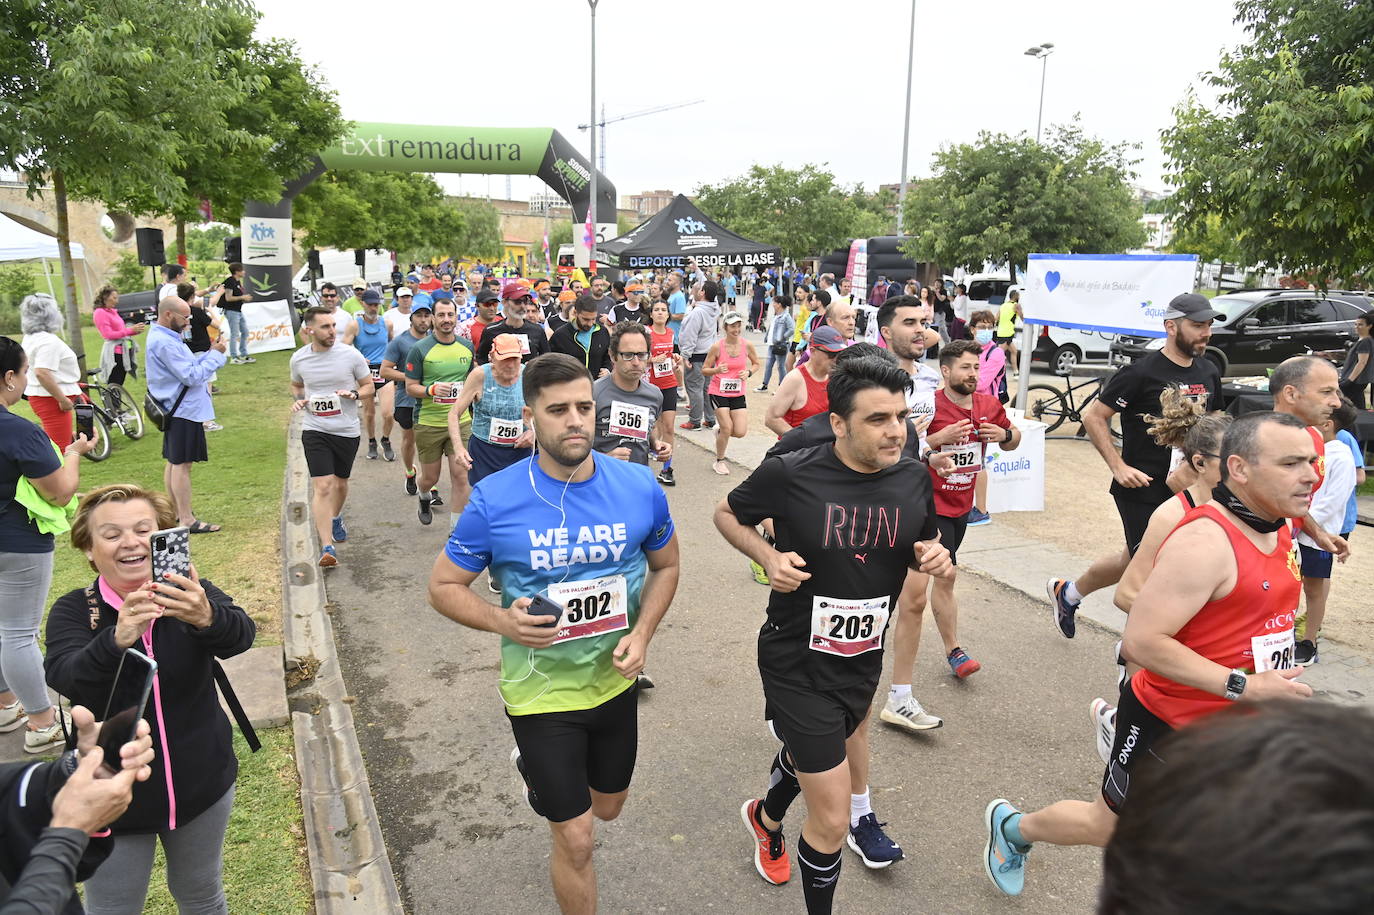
[255, 0, 1249, 204]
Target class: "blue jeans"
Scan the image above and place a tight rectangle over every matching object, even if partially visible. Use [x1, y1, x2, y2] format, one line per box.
[224, 308, 248, 358]
[762, 347, 787, 388]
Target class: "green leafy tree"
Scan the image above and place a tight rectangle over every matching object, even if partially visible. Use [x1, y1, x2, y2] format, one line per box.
[0, 0, 255, 366]
[694, 164, 889, 262]
[1166, 212, 1246, 267]
[902, 123, 1147, 282]
[110, 251, 152, 291]
[1161, 0, 1374, 286]
[185, 225, 236, 262]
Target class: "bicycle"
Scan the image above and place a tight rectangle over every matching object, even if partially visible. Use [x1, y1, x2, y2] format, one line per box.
[1025, 372, 1123, 440]
[76, 369, 146, 461]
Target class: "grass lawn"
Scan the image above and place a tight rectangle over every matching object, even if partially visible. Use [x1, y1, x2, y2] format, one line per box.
[14, 325, 312, 914]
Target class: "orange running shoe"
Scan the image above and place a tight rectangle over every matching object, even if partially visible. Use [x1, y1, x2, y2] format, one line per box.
[740, 798, 790, 885]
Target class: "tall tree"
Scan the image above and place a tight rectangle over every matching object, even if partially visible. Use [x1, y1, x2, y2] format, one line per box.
[694, 164, 889, 263]
[0, 0, 253, 367]
[1161, 0, 1374, 286]
[901, 123, 1147, 282]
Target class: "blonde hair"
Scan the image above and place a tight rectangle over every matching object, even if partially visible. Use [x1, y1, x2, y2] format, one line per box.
[70, 484, 177, 570]
[1144, 386, 1207, 449]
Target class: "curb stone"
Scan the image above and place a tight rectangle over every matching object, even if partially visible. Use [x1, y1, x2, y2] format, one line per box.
[280, 414, 404, 914]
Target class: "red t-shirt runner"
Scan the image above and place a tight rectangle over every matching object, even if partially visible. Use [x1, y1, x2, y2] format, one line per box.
[1132, 503, 1300, 727]
[926, 388, 1011, 519]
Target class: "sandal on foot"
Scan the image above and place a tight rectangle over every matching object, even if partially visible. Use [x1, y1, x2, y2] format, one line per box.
[188, 520, 222, 534]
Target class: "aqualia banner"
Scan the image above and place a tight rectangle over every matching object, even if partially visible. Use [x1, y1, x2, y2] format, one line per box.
[1022, 254, 1199, 338]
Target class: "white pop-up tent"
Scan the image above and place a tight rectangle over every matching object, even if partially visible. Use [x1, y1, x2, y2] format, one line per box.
[0, 214, 96, 299]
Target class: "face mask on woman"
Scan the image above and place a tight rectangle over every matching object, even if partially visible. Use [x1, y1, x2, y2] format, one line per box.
[975, 328, 994, 345]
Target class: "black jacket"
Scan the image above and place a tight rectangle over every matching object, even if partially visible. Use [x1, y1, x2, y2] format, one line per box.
[44, 579, 254, 835]
[549, 321, 612, 376]
[0, 756, 106, 915]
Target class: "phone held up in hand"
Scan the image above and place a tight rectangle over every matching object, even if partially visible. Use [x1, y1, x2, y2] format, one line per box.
[74, 401, 95, 441]
[96, 648, 157, 774]
[150, 526, 191, 583]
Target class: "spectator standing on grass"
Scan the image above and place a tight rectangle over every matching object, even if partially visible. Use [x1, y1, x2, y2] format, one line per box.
[178, 283, 223, 432]
[219, 263, 254, 365]
[93, 285, 145, 390]
[145, 297, 226, 535]
[1339, 310, 1374, 409]
[45, 483, 256, 915]
[0, 335, 94, 755]
[19, 294, 84, 451]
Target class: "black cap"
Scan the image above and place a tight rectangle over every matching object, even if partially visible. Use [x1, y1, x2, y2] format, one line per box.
[475, 290, 500, 305]
[1163, 292, 1222, 322]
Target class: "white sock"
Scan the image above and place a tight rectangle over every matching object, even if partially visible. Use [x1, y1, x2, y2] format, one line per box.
[1065, 581, 1084, 605]
[850, 790, 872, 827]
[889, 684, 912, 702]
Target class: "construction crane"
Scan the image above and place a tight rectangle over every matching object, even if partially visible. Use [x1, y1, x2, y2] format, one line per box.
[578, 99, 705, 173]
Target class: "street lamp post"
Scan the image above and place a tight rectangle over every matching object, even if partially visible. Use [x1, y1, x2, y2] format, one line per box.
[896, 0, 916, 236]
[1023, 43, 1054, 143]
[587, 0, 599, 273]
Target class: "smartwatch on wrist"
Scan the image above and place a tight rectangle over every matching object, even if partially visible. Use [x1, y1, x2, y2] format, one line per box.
[1224, 669, 1248, 701]
[1003, 426, 1014, 444]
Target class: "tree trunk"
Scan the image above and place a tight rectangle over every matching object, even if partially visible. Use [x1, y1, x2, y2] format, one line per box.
[51, 169, 86, 373]
[1008, 257, 1018, 285]
[175, 217, 187, 265]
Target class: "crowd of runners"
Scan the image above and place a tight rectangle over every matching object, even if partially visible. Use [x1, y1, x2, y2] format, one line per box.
[288, 265, 1369, 914]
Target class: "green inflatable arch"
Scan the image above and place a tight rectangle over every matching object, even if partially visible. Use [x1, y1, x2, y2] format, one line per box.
[242, 121, 616, 301]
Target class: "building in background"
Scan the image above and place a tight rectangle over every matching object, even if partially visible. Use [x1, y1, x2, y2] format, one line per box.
[627, 190, 676, 219]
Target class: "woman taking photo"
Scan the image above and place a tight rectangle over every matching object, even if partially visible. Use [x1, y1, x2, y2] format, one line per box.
[45, 483, 255, 914]
[647, 300, 683, 486]
[0, 336, 93, 753]
[702, 310, 759, 475]
[20, 294, 84, 450]
[92, 285, 145, 390]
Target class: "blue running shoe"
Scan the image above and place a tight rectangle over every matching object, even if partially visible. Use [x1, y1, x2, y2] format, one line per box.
[1046, 578, 1078, 639]
[318, 545, 338, 568]
[332, 516, 347, 543]
[847, 813, 904, 869]
[967, 507, 992, 526]
[983, 798, 1030, 896]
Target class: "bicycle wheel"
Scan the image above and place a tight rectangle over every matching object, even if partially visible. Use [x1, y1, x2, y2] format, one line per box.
[1025, 384, 1069, 433]
[85, 410, 112, 462]
[107, 384, 145, 439]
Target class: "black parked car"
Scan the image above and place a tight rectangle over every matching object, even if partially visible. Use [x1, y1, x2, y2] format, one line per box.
[1110, 289, 1374, 376]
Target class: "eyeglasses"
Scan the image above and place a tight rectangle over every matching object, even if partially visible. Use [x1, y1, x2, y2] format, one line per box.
[616, 351, 649, 362]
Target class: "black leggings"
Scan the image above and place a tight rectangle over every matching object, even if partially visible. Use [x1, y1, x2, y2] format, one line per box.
[1340, 380, 1367, 410]
[106, 362, 127, 389]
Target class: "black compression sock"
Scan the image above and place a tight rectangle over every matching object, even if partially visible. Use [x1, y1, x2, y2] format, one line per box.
[797, 833, 842, 914]
[762, 749, 801, 823]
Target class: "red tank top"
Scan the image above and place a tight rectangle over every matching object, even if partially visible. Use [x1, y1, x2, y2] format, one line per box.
[648, 328, 677, 390]
[1175, 490, 1196, 510]
[782, 364, 829, 429]
[1132, 504, 1301, 727]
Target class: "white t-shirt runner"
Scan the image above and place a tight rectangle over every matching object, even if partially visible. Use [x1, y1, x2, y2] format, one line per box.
[908, 361, 942, 449]
[290, 343, 371, 437]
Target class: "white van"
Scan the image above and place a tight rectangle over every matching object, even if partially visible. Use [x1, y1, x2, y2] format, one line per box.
[292, 248, 394, 298]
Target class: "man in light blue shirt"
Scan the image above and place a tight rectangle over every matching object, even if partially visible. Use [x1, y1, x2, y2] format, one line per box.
[145, 296, 228, 534]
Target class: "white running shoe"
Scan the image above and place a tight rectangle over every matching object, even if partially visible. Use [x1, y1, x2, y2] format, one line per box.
[1091, 697, 1116, 766]
[0, 701, 26, 733]
[24, 720, 64, 755]
[879, 694, 943, 732]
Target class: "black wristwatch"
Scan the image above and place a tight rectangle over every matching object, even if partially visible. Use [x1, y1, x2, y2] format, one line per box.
[1224, 669, 1247, 701]
[1002, 426, 1013, 444]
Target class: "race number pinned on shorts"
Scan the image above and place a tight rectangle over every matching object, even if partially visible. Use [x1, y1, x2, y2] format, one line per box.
[1252, 628, 1295, 673]
[546, 575, 629, 644]
[651, 355, 674, 379]
[610, 401, 651, 440]
[307, 392, 342, 417]
[719, 376, 743, 395]
[490, 418, 523, 445]
[940, 440, 984, 473]
[809, 595, 889, 657]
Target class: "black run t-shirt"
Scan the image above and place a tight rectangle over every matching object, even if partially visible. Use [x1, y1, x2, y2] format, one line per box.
[727, 444, 938, 690]
[1101, 350, 1221, 504]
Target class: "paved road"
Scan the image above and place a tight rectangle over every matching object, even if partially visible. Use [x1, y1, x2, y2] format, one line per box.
[326, 439, 1111, 915]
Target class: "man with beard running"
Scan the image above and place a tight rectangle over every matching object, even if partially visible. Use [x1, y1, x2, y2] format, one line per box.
[381, 298, 433, 497]
[984, 411, 1316, 897]
[405, 298, 475, 524]
[1047, 293, 1222, 637]
[715, 355, 953, 913]
[428, 353, 680, 915]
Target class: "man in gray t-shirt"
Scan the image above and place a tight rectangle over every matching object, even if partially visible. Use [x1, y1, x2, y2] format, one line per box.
[290, 306, 374, 567]
[592, 322, 669, 466]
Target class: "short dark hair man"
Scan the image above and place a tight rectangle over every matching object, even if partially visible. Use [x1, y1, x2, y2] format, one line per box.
[428, 351, 680, 914]
[593, 322, 669, 466]
[549, 296, 612, 377]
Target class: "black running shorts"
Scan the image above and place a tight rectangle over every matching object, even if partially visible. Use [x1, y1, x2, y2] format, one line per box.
[1113, 493, 1165, 557]
[301, 430, 360, 479]
[1100, 677, 1173, 814]
[657, 386, 679, 414]
[710, 393, 747, 411]
[936, 513, 970, 565]
[506, 683, 638, 823]
[761, 673, 878, 774]
[392, 406, 415, 430]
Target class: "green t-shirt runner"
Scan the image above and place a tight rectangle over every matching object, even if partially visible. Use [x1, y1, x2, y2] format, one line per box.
[404, 334, 476, 427]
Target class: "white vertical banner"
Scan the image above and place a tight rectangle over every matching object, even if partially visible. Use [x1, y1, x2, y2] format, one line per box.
[1022, 253, 1199, 337]
[985, 413, 1047, 513]
[243, 299, 296, 354]
[239, 216, 293, 267]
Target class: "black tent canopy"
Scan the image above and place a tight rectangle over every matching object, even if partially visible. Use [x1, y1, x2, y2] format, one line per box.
[600, 194, 780, 271]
